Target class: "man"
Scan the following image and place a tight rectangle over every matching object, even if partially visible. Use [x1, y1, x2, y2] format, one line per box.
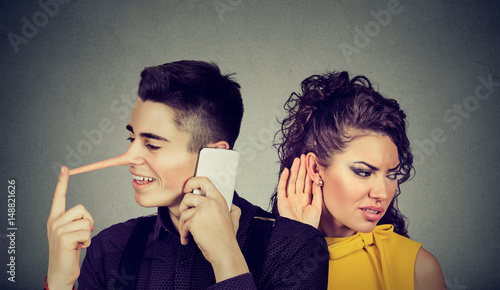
[46, 60, 328, 289]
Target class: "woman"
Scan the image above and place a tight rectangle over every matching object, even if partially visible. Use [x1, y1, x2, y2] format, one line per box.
[270, 71, 446, 289]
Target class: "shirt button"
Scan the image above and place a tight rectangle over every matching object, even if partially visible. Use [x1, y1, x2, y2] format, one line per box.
[180, 258, 188, 266]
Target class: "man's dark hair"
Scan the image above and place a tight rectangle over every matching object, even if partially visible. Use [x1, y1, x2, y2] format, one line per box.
[138, 60, 244, 152]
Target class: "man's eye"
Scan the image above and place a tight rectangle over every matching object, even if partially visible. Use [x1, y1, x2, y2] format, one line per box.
[127, 137, 135, 143]
[146, 144, 160, 151]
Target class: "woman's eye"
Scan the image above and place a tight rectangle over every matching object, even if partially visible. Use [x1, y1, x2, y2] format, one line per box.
[127, 137, 135, 143]
[146, 144, 160, 151]
[354, 169, 371, 177]
[387, 172, 404, 180]
[387, 173, 398, 180]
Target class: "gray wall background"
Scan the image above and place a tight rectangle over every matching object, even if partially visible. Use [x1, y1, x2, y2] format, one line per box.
[1, 0, 499, 288]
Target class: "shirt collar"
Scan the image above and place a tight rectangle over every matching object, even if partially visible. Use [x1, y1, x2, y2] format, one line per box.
[153, 206, 179, 240]
[232, 192, 257, 249]
[325, 224, 394, 260]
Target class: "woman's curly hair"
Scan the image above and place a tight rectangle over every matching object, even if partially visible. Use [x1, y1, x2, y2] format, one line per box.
[270, 71, 414, 237]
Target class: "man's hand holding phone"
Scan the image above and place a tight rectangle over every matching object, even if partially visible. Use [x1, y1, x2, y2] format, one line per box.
[178, 148, 248, 283]
[180, 176, 248, 283]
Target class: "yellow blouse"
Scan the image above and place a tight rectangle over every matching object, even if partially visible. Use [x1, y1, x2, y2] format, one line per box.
[325, 224, 422, 290]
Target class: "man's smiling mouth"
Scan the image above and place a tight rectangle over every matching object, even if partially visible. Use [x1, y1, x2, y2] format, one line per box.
[133, 175, 156, 184]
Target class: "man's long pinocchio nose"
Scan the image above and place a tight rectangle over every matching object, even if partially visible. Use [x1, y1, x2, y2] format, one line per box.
[69, 151, 133, 176]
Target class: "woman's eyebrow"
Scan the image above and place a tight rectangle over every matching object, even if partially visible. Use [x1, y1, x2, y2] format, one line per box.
[353, 161, 379, 171]
[353, 162, 400, 172]
[388, 164, 401, 172]
[125, 125, 169, 142]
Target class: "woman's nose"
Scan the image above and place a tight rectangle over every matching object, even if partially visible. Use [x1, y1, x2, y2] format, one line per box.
[368, 177, 391, 201]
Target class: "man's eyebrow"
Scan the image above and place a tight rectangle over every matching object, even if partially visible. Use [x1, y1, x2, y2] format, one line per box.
[353, 161, 401, 172]
[126, 125, 169, 142]
[126, 125, 133, 133]
[140, 132, 169, 142]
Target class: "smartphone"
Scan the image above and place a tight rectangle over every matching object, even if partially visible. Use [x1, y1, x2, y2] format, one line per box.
[193, 148, 240, 211]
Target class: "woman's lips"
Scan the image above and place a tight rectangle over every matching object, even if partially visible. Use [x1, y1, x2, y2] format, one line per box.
[359, 206, 384, 222]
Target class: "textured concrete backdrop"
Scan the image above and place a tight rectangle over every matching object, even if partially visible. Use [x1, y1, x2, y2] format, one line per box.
[1, 0, 499, 288]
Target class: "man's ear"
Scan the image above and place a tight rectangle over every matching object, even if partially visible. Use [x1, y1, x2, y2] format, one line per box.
[305, 152, 323, 184]
[207, 141, 230, 149]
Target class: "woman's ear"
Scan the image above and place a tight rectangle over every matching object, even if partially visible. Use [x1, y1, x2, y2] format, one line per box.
[305, 152, 323, 185]
[207, 141, 230, 149]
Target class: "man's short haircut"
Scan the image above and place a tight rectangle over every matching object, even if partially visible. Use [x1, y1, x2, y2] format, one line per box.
[138, 60, 244, 152]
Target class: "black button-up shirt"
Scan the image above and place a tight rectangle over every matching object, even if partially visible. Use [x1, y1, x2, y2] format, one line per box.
[79, 193, 328, 289]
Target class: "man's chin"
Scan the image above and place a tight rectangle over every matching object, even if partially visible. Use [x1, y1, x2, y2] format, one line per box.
[134, 192, 158, 208]
[134, 191, 180, 208]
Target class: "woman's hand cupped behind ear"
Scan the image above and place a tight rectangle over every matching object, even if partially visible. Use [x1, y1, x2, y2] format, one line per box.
[277, 154, 322, 229]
